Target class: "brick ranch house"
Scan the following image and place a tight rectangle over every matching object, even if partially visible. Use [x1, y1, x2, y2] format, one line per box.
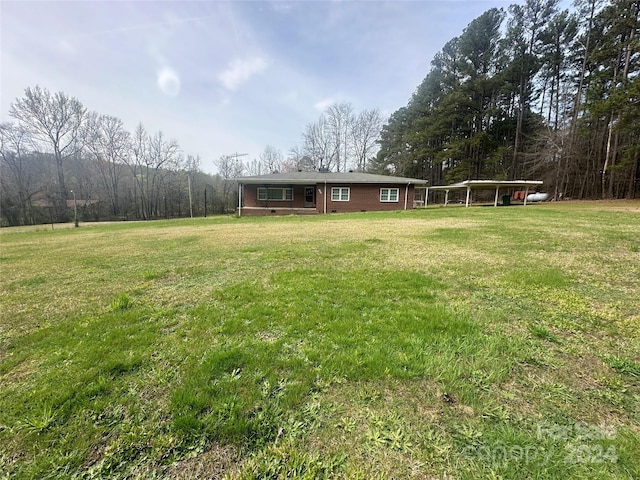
[237, 171, 428, 216]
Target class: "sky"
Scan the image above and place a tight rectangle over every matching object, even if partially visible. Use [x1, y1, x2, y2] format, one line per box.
[2, 0, 531, 175]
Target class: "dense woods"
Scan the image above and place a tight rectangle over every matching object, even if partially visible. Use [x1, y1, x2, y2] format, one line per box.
[1, 0, 638, 226]
[371, 0, 639, 200]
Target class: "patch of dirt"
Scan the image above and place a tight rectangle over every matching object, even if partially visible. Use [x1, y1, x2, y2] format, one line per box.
[508, 353, 638, 426]
[557, 352, 612, 391]
[164, 444, 241, 479]
[0, 356, 36, 384]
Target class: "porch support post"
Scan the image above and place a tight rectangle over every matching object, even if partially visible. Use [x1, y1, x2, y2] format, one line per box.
[323, 181, 327, 214]
[465, 186, 471, 207]
[238, 183, 242, 217]
[404, 183, 409, 210]
[494, 186, 499, 207]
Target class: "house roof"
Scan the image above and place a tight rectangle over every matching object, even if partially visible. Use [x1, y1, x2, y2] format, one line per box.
[239, 171, 428, 185]
[428, 180, 543, 191]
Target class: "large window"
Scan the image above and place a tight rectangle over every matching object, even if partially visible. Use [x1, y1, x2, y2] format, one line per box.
[331, 187, 350, 201]
[380, 188, 399, 202]
[257, 187, 293, 201]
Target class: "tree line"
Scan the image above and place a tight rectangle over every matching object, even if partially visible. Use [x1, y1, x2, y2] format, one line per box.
[0, 85, 384, 226]
[1, 86, 240, 226]
[371, 0, 639, 200]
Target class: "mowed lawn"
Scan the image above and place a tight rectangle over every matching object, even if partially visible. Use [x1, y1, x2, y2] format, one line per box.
[1, 201, 639, 479]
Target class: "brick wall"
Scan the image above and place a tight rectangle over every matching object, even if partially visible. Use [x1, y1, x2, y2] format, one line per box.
[322, 183, 414, 213]
[242, 183, 415, 215]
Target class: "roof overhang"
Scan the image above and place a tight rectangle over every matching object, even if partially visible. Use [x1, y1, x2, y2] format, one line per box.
[239, 171, 428, 185]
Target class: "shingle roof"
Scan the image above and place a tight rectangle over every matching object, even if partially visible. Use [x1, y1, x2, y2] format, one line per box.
[239, 171, 428, 185]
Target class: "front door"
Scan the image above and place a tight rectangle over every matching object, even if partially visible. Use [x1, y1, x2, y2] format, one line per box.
[304, 186, 315, 207]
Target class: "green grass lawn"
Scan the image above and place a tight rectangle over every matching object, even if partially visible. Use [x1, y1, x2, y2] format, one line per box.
[1, 201, 639, 479]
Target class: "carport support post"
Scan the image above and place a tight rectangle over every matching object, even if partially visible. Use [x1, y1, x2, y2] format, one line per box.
[494, 186, 500, 207]
[425, 188, 429, 207]
[444, 189, 449, 206]
[524, 186, 529, 206]
[465, 186, 471, 207]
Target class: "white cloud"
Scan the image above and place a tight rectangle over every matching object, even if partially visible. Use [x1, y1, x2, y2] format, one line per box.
[314, 97, 335, 112]
[218, 56, 267, 91]
[270, 2, 294, 14]
[157, 66, 181, 96]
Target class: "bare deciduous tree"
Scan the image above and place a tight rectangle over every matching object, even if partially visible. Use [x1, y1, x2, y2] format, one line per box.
[351, 108, 383, 172]
[126, 123, 150, 218]
[214, 154, 244, 212]
[302, 116, 334, 170]
[123, 124, 180, 219]
[0, 122, 39, 224]
[9, 86, 86, 217]
[84, 113, 130, 215]
[326, 102, 355, 172]
[259, 145, 284, 173]
[148, 130, 180, 217]
[244, 158, 264, 176]
[301, 102, 382, 172]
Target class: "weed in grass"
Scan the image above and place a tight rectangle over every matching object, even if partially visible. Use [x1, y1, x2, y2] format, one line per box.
[590, 385, 627, 407]
[142, 269, 160, 280]
[365, 413, 414, 453]
[335, 416, 357, 433]
[110, 292, 132, 310]
[453, 423, 484, 443]
[481, 404, 511, 422]
[230, 442, 346, 479]
[604, 355, 640, 378]
[359, 385, 383, 403]
[421, 428, 452, 459]
[528, 324, 560, 343]
[20, 403, 56, 434]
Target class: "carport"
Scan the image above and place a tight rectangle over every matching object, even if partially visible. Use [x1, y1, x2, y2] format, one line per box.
[426, 180, 544, 207]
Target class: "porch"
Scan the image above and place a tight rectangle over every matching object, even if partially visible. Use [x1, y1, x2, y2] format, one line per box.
[239, 206, 319, 216]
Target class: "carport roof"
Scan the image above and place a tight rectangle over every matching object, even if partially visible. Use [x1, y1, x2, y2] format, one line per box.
[428, 180, 543, 190]
[239, 171, 428, 185]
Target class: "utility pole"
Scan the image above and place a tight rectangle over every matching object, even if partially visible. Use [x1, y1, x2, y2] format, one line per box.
[70, 190, 78, 227]
[188, 175, 193, 218]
